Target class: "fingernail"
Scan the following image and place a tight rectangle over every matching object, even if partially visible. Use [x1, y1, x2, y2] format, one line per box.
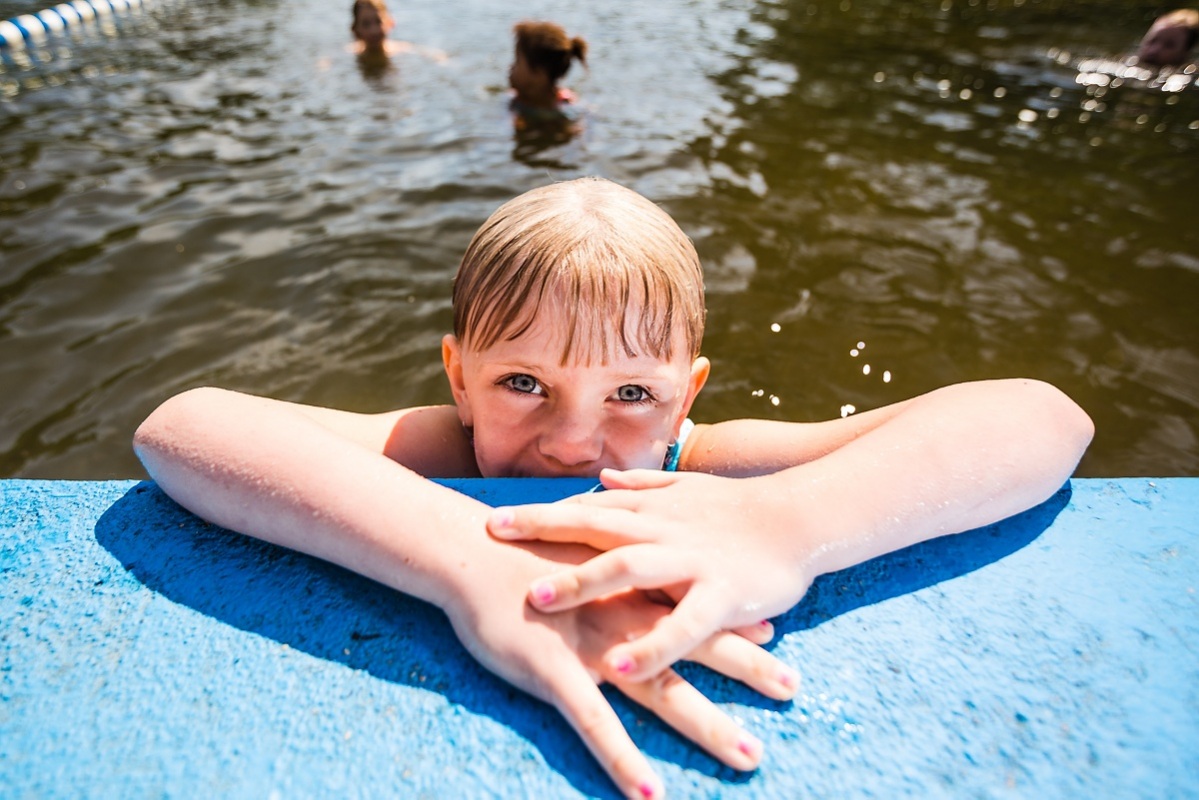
[759, 620, 770, 627]
[638, 780, 658, 799]
[737, 733, 762, 758]
[779, 667, 799, 689]
[530, 581, 556, 606]
[490, 507, 514, 530]
[611, 653, 636, 675]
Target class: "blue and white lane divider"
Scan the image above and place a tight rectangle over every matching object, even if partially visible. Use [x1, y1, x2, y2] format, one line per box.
[0, 0, 147, 50]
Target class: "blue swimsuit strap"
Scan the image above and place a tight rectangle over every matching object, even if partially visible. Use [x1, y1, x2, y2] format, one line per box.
[663, 418, 694, 472]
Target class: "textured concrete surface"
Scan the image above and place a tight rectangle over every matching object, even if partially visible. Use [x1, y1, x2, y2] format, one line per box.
[1, 478, 1196, 798]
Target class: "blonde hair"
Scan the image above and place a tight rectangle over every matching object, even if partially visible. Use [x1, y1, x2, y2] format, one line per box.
[513, 21, 588, 84]
[452, 178, 706, 364]
[1152, 9, 1199, 49]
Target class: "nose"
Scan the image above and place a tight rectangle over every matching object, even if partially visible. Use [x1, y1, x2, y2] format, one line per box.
[538, 407, 604, 470]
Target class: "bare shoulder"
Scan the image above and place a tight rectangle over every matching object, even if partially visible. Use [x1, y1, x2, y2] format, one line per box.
[297, 402, 478, 478]
[377, 405, 479, 478]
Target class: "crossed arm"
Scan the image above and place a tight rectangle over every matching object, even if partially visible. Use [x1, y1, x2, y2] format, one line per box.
[133, 387, 798, 799]
[488, 378, 1095, 682]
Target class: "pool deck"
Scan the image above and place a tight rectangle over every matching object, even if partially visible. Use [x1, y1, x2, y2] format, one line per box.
[2, 477, 1196, 798]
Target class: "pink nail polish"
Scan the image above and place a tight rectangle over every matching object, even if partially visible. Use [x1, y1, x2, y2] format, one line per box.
[759, 619, 770, 627]
[612, 653, 635, 675]
[491, 507, 514, 528]
[638, 781, 656, 798]
[738, 735, 760, 757]
[779, 669, 794, 688]
[531, 581, 555, 605]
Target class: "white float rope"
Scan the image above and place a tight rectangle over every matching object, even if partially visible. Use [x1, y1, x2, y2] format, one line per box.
[0, 0, 148, 51]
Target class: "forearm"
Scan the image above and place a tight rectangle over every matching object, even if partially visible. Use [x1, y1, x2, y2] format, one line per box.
[754, 378, 1094, 577]
[133, 388, 489, 609]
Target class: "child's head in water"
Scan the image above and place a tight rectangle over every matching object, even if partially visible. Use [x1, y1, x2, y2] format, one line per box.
[442, 178, 710, 478]
[351, 0, 394, 53]
[509, 21, 588, 110]
[1138, 9, 1199, 67]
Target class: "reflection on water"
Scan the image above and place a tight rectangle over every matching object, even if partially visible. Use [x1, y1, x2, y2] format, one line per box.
[0, 0, 1196, 478]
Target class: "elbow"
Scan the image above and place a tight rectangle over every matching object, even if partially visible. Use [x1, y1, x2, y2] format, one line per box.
[133, 386, 229, 469]
[1014, 378, 1094, 473]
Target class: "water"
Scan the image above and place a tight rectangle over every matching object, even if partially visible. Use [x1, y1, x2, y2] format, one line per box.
[1, 0, 1196, 479]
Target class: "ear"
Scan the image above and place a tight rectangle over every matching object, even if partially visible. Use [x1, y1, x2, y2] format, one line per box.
[674, 356, 710, 438]
[442, 334, 474, 428]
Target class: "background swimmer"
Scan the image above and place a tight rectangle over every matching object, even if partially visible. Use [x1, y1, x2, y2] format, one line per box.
[509, 20, 588, 125]
[349, 0, 447, 63]
[1137, 9, 1199, 67]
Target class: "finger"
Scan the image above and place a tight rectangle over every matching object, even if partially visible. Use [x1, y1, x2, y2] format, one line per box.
[598, 467, 680, 491]
[548, 660, 665, 800]
[488, 502, 651, 550]
[527, 545, 695, 612]
[731, 619, 775, 645]
[686, 631, 800, 702]
[617, 669, 763, 772]
[605, 588, 730, 681]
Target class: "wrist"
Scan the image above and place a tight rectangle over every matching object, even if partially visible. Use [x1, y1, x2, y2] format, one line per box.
[747, 469, 842, 582]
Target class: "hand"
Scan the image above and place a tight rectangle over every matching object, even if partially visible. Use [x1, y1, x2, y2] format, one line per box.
[486, 469, 816, 684]
[441, 536, 800, 800]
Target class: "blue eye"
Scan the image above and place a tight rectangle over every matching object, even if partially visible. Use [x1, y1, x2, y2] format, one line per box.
[616, 385, 650, 403]
[503, 374, 543, 395]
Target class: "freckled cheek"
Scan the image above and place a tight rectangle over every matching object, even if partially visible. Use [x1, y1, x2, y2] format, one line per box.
[604, 417, 672, 470]
[472, 404, 542, 475]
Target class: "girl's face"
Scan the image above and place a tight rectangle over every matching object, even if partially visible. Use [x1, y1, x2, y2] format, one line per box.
[353, 6, 392, 48]
[1139, 25, 1191, 67]
[443, 304, 709, 478]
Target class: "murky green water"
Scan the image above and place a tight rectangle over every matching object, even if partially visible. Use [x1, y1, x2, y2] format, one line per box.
[1, 0, 1196, 479]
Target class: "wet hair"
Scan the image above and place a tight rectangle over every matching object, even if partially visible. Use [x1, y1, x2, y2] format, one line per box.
[351, 0, 390, 34]
[452, 178, 706, 364]
[513, 21, 588, 83]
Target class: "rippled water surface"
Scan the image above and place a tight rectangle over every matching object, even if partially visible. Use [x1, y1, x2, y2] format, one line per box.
[1, 0, 1196, 478]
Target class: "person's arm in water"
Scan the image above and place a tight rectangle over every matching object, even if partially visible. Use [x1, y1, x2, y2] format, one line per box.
[487, 378, 1095, 680]
[132, 387, 797, 800]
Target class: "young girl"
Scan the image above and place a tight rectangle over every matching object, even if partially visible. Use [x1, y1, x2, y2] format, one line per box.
[349, 0, 446, 64]
[508, 20, 587, 126]
[350, 0, 396, 57]
[134, 177, 1093, 799]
